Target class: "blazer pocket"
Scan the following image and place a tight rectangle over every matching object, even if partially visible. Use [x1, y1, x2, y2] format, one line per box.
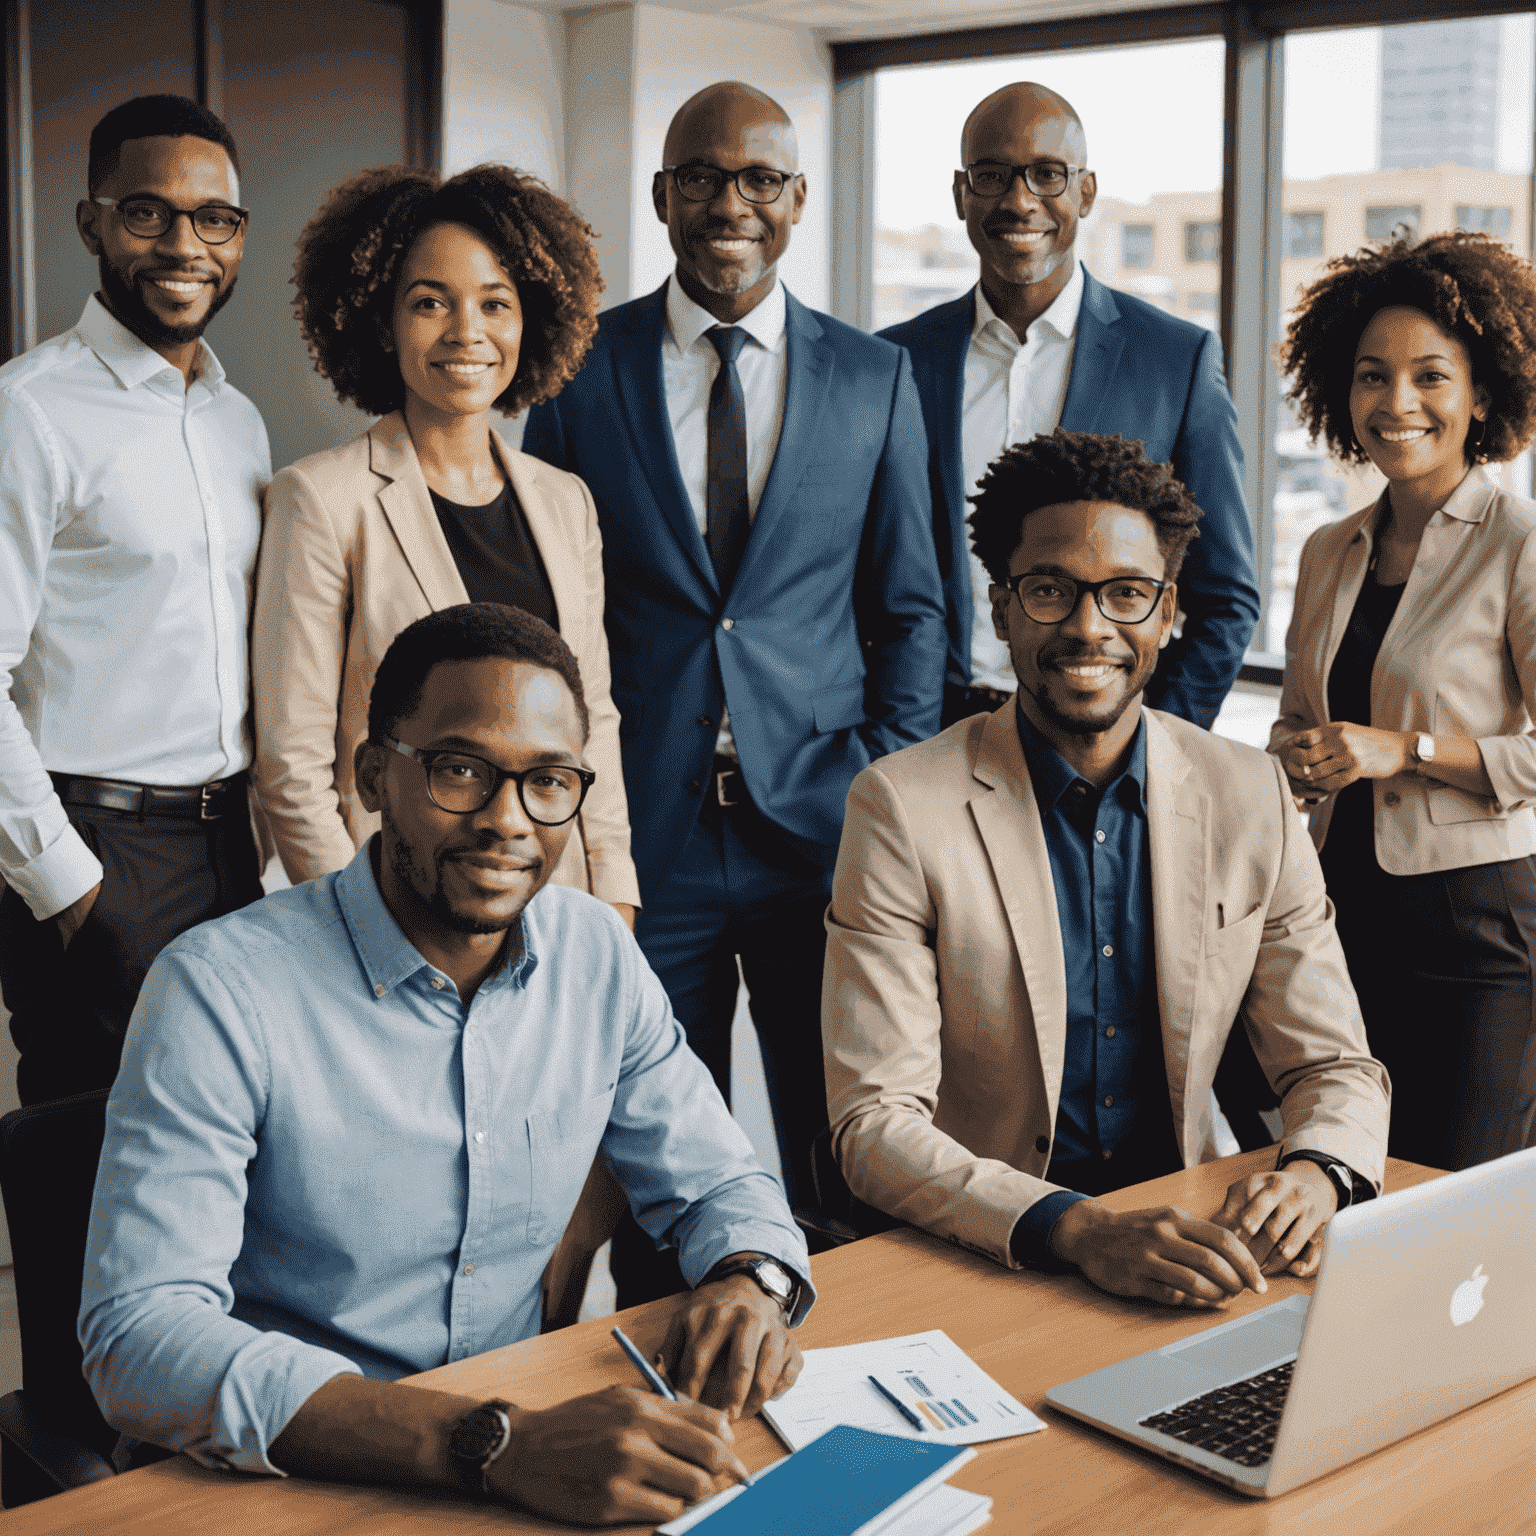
[1203, 901, 1264, 957]
[813, 678, 867, 734]
[1426, 783, 1501, 825]
[525, 1086, 614, 1244]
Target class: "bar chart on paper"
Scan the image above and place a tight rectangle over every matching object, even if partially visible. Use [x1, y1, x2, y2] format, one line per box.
[761, 1330, 1046, 1452]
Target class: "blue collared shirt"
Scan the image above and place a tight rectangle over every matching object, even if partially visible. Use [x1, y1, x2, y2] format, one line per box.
[1012, 708, 1171, 1261]
[80, 843, 811, 1475]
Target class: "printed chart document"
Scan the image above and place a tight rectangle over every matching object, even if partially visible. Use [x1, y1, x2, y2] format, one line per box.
[657, 1424, 987, 1536]
[761, 1329, 1047, 1452]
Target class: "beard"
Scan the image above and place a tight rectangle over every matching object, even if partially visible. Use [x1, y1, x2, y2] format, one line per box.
[98, 254, 237, 347]
[383, 809, 518, 937]
[1026, 647, 1159, 738]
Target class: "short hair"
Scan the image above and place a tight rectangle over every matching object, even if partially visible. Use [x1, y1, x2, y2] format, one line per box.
[88, 95, 239, 195]
[969, 430, 1202, 584]
[1280, 231, 1536, 466]
[293, 164, 602, 419]
[367, 603, 589, 745]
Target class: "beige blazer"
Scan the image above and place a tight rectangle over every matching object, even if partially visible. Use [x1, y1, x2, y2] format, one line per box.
[822, 704, 1389, 1269]
[1271, 468, 1536, 877]
[251, 411, 639, 905]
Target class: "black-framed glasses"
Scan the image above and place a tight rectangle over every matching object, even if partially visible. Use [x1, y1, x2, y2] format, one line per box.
[92, 195, 249, 245]
[1003, 572, 1170, 626]
[962, 161, 1084, 199]
[661, 164, 800, 204]
[379, 736, 595, 825]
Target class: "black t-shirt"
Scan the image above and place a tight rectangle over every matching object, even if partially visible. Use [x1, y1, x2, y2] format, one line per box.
[428, 483, 558, 630]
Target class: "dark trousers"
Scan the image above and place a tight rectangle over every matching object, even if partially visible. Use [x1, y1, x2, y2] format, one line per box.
[0, 800, 263, 1106]
[1320, 799, 1536, 1171]
[611, 790, 832, 1307]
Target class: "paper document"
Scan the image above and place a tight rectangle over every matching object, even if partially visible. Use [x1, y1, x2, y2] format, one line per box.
[761, 1329, 1046, 1452]
[661, 1476, 991, 1536]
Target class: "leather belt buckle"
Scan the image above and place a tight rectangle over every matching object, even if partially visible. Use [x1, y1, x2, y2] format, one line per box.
[200, 782, 221, 822]
[715, 766, 745, 810]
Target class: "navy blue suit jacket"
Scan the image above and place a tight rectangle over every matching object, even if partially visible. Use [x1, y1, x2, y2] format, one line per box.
[880, 270, 1260, 728]
[522, 283, 946, 894]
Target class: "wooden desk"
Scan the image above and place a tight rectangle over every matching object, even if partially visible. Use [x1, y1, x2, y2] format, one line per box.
[11, 1149, 1534, 1534]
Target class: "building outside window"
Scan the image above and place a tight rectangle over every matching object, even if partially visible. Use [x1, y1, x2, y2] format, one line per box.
[1185, 220, 1221, 262]
[1365, 203, 1423, 241]
[1458, 204, 1515, 236]
[1122, 223, 1154, 269]
[1283, 211, 1325, 259]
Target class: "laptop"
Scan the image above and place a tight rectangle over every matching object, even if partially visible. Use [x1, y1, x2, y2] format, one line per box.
[1044, 1145, 1536, 1498]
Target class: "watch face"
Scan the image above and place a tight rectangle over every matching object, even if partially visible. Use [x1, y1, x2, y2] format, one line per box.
[450, 1404, 507, 1464]
[754, 1259, 794, 1302]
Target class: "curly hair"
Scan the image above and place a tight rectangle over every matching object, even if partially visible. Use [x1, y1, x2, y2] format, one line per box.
[970, 430, 1202, 584]
[293, 164, 603, 418]
[1279, 231, 1536, 466]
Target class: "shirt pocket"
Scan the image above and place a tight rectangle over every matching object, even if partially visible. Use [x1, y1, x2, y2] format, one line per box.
[524, 1085, 614, 1245]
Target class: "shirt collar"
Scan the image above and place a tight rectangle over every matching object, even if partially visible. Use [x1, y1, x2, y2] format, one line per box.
[74, 293, 225, 394]
[1016, 700, 1148, 815]
[972, 260, 1084, 348]
[666, 271, 786, 358]
[334, 839, 533, 1003]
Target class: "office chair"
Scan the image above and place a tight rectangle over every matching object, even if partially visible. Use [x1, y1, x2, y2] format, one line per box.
[0, 1088, 118, 1506]
[796, 1127, 899, 1250]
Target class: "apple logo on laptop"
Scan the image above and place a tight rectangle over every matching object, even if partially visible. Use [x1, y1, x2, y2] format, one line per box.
[1450, 1264, 1489, 1326]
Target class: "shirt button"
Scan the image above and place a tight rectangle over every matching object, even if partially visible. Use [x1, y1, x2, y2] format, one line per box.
[1103, 1095, 1114, 1108]
[464, 1262, 476, 1276]
[1035, 1134, 1050, 1154]
[474, 1130, 486, 1144]
[1102, 944, 1113, 958]
[1095, 830, 1106, 843]
[430, 977, 445, 991]
[1101, 1147, 1114, 1161]
[1105, 1025, 1117, 1038]
[697, 715, 715, 727]
[1384, 790, 1401, 807]
[721, 617, 735, 630]
[374, 984, 386, 998]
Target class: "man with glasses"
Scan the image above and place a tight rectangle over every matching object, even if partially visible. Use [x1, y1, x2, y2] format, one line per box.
[0, 93, 268, 1103]
[523, 81, 945, 1304]
[822, 432, 1386, 1309]
[83, 604, 812, 1527]
[881, 82, 1259, 735]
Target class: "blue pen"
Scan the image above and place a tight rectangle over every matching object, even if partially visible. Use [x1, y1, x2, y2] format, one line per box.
[611, 1326, 757, 1488]
[868, 1374, 925, 1433]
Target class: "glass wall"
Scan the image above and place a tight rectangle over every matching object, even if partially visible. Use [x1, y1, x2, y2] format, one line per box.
[871, 39, 1226, 333]
[1267, 14, 1536, 654]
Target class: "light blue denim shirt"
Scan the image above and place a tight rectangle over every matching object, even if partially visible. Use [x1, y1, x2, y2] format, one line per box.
[79, 842, 812, 1475]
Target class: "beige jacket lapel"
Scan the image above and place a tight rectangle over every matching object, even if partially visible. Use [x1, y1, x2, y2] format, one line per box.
[498, 430, 577, 637]
[1144, 710, 1211, 1162]
[968, 706, 1069, 1115]
[368, 412, 468, 610]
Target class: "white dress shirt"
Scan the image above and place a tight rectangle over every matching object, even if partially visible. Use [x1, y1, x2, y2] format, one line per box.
[662, 274, 788, 757]
[961, 263, 1084, 691]
[0, 297, 270, 919]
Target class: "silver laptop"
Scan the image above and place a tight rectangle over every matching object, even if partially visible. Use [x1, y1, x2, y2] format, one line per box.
[1045, 1145, 1536, 1498]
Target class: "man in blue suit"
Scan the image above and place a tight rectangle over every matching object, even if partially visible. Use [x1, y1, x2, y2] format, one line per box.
[523, 81, 945, 1300]
[882, 82, 1260, 732]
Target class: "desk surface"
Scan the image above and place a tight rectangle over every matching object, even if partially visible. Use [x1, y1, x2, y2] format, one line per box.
[13, 1149, 1535, 1535]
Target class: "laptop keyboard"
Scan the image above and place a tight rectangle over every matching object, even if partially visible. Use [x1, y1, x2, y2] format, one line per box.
[1138, 1358, 1296, 1468]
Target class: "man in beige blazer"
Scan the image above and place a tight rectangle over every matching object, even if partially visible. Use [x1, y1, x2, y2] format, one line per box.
[823, 431, 1389, 1309]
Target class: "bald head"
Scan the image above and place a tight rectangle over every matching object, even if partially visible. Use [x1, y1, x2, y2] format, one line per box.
[664, 81, 798, 169]
[960, 82, 1086, 167]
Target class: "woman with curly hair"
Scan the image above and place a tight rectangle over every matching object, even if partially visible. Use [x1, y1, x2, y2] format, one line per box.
[1271, 230, 1536, 1170]
[252, 163, 636, 915]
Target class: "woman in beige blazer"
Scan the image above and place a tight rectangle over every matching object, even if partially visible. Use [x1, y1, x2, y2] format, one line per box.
[253, 165, 635, 1321]
[1271, 232, 1536, 1170]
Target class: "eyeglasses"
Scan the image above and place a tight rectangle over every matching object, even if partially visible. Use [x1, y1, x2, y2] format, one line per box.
[1002, 572, 1170, 626]
[379, 736, 595, 825]
[92, 195, 249, 245]
[661, 164, 800, 205]
[962, 161, 1084, 199]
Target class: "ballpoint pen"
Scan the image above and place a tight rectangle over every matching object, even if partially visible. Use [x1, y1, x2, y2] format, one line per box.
[868, 1374, 926, 1433]
[610, 1326, 758, 1488]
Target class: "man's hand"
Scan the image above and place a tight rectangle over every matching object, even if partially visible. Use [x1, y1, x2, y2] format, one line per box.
[1277, 723, 1411, 797]
[1048, 1200, 1269, 1310]
[1212, 1164, 1338, 1279]
[56, 881, 101, 951]
[659, 1273, 802, 1419]
[490, 1385, 745, 1527]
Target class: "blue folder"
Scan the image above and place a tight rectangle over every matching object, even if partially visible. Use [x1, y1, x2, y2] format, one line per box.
[682, 1423, 974, 1535]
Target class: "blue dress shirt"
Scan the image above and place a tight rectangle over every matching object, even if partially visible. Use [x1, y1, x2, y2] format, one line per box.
[1011, 708, 1178, 1262]
[80, 842, 811, 1475]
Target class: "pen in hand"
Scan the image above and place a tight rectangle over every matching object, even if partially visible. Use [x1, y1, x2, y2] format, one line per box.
[610, 1326, 757, 1490]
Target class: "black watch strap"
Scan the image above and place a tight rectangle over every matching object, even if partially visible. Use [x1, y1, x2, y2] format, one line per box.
[703, 1255, 801, 1315]
[1277, 1150, 1369, 1209]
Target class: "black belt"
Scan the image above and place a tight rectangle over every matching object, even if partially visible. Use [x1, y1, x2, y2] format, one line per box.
[50, 770, 248, 822]
[712, 755, 747, 810]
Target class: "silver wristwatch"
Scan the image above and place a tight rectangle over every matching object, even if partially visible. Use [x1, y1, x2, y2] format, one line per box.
[1412, 732, 1436, 771]
[703, 1255, 801, 1314]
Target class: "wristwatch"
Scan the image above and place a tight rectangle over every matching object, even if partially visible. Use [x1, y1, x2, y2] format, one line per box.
[447, 1398, 514, 1493]
[703, 1254, 801, 1315]
[1412, 733, 1436, 771]
[1277, 1150, 1371, 1211]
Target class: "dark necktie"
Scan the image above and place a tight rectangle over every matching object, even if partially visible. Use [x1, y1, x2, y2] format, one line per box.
[705, 325, 750, 593]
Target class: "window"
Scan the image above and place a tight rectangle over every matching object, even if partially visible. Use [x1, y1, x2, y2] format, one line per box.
[1457, 204, 1514, 237]
[1122, 223, 1155, 269]
[1185, 220, 1220, 262]
[1364, 204, 1422, 241]
[1188, 291, 1218, 311]
[1283, 211, 1324, 259]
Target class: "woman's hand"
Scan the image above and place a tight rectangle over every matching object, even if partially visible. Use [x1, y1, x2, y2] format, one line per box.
[1277, 722, 1412, 796]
